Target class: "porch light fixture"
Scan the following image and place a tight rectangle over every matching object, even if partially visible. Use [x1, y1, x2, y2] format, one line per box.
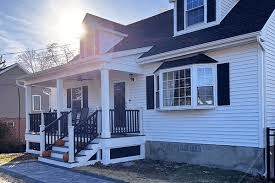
[129, 73, 135, 82]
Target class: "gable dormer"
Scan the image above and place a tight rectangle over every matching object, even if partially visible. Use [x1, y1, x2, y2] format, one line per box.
[171, 0, 239, 36]
[80, 14, 127, 58]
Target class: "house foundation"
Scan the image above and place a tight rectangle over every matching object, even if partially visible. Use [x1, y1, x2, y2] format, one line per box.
[145, 141, 264, 175]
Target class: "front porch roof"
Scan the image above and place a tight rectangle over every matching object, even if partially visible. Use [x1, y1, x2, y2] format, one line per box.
[19, 54, 144, 86]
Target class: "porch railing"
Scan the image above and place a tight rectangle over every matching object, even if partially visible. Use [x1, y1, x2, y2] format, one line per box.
[44, 112, 70, 151]
[109, 109, 140, 135]
[74, 110, 98, 156]
[44, 112, 57, 126]
[30, 113, 41, 132]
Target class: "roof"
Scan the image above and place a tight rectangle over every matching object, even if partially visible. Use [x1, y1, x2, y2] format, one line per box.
[107, 0, 275, 58]
[0, 63, 29, 76]
[154, 54, 218, 73]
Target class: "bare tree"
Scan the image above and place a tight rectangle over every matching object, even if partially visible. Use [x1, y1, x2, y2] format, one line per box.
[0, 55, 6, 69]
[17, 43, 75, 73]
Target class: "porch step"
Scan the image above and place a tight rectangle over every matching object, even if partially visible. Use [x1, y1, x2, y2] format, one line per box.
[51, 151, 65, 159]
[38, 157, 77, 168]
[52, 146, 69, 153]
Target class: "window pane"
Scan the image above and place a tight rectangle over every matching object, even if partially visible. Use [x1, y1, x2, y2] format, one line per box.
[174, 98, 180, 106]
[163, 72, 167, 81]
[187, 0, 204, 10]
[197, 86, 214, 105]
[174, 88, 180, 97]
[186, 97, 191, 105]
[72, 87, 82, 100]
[163, 81, 167, 89]
[175, 80, 179, 88]
[174, 71, 179, 79]
[168, 72, 173, 80]
[33, 96, 41, 111]
[187, 7, 204, 26]
[168, 81, 174, 88]
[197, 67, 213, 86]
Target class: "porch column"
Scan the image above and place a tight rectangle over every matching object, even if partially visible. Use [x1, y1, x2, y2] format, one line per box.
[25, 85, 31, 133]
[101, 68, 111, 138]
[56, 79, 63, 136]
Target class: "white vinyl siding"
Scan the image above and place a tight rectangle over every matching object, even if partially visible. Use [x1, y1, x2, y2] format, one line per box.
[129, 43, 260, 148]
[261, 10, 275, 128]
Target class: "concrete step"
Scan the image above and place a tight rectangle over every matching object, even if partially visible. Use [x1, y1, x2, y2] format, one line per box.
[52, 146, 69, 153]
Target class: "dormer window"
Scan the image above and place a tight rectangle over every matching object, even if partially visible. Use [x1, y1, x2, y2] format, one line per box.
[176, 0, 216, 34]
[186, 0, 205, 26]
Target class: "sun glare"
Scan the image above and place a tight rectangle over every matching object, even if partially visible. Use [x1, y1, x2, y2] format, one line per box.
[57, 11, 85, 43]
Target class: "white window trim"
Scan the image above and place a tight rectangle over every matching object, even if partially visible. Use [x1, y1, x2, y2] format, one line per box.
[32, 95, 41, 111]
[155, 63, 217, 111]
[174, 0, 221, 37]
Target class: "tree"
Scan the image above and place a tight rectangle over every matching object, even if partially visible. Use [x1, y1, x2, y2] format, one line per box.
[0, 55, 6, 69]
[17, 43, 75, 73]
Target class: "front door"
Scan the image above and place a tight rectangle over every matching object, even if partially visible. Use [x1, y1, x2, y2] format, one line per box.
[114, 82, 126, 129]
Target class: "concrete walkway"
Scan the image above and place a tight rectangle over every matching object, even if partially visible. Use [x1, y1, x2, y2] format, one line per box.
[0, 161, 124, 183]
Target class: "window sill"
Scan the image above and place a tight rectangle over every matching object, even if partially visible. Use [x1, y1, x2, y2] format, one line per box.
[157, 105, 216, 111]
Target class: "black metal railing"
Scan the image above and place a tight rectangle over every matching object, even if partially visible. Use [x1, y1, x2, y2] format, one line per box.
[109, 109, 140, 135]
[74, 110, 98, 156]
[43, 112, 57, 126]
[30, 113, 41, 132]
[44, 112, 70, 151]
[266, 127, 275, 181]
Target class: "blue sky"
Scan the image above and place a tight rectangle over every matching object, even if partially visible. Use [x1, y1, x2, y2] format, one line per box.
[0, 0, 173, 65]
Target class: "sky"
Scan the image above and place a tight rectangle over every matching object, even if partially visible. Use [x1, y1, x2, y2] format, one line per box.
[0, 0, 174, 66]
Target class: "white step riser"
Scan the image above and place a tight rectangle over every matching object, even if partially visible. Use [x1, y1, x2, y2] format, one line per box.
[38, 157, 72, 168]
[52, 147, 69, 153]
[51, 153, 64, 159]
[64, 141, 69, 146]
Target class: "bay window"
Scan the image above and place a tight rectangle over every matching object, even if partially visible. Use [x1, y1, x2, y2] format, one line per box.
[155, 64, 216, 110]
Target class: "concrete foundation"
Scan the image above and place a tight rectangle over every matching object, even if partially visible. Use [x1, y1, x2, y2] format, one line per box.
[145, 141, 264, 175]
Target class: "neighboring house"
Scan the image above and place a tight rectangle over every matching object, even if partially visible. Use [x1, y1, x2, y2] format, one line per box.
[0, 63, 50, 146]
[18, 0, 275, 176]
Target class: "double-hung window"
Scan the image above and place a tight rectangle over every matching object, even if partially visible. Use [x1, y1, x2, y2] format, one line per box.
[32, 95, 41, 111]
[186, 0, 205, 26]
[155, 64, 216, 110]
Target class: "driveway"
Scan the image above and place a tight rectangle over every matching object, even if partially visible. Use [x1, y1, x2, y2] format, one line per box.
[0, 161, 124, 183]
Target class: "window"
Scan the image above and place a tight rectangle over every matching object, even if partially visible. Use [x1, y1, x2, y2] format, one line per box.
[32, 95, 41, 111]
[186, 0, 204, 26]
[155, 64, 216, 110]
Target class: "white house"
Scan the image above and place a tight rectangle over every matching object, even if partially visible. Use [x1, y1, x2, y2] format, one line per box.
[18, 0, 275, 176]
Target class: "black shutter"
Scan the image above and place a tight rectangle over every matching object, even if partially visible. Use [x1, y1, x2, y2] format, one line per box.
[177, 0, 185, 31]
[217, 63, 230, 105]
[207, 0, 216, 22]
[146, 75, 154, 109]
[82, 86, 88, 108]
[67, 88, 71, 108]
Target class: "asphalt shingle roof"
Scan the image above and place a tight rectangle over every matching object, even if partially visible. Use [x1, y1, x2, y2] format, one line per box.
[108, 0, 275, 58]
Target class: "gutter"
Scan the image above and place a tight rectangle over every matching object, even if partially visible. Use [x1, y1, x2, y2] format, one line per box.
[137, 31, 260, 64]
[257, 33, 267, 177]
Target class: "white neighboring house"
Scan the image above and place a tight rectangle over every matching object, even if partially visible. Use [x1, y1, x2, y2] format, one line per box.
[18, 0, 275, 176]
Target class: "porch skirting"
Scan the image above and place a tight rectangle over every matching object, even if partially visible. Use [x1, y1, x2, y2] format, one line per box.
[145, 141, 264, 176]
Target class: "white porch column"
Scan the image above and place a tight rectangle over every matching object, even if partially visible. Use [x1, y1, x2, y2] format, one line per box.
[56, 79, 64, 117]
[25, 85, 31, 133]
[40, 125, 45, 155]
[101, 69, 111, 138]
[56, 79, 63, 136]
[68, 126, 75, 163]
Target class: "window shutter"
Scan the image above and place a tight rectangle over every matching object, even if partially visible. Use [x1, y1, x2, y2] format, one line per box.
[207, 0, 216, 22]
[177, 0, 185, 31]
[67, 89, 71, 108]
[217, 63, 230, 105]
[146, 75, 155, 109]
[82, 86, 88, 108]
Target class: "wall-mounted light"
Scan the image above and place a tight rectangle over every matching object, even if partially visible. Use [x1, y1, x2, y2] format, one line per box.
[129, 73, 135, 82]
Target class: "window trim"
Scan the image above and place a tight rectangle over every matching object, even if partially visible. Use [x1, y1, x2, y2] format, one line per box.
[155, 63, 217, 110]
[32, 95, 41, 111]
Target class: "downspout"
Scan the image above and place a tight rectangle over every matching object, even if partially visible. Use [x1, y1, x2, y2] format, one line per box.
[257, 33, 267, 177]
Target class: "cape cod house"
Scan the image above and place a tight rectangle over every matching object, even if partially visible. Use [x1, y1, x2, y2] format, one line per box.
[18, 0, 275, 176]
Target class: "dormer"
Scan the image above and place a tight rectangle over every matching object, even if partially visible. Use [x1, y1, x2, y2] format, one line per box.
[171, 0, 239, 36]
[80, 14, 128, 58]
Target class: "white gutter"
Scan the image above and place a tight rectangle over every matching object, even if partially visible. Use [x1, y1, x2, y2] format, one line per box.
[137, 31, 260, 64]
[257, 33, 267, 177]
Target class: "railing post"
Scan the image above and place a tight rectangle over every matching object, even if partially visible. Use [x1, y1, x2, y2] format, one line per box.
[68, 126, 75, 163]
[139, 108, 143, 135]
[40, 125, 45, 156]
[267, 128, 270, 181]
[41, 112, 44, 126]
[68, 112, 72, 127]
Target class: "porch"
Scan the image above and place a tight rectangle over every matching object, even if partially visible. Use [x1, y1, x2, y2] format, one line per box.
[22, 64, 145, 167]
